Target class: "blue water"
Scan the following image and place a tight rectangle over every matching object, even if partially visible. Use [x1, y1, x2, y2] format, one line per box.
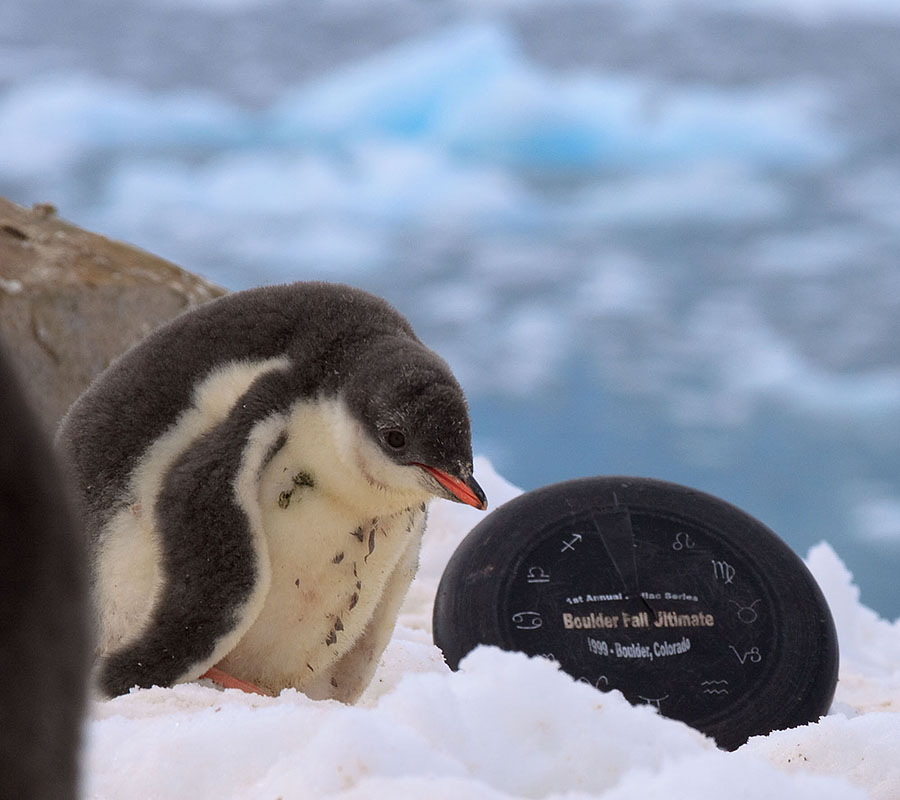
[2, 0, 899, 617]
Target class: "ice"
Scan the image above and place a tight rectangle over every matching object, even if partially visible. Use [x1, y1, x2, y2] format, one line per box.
[147, 0, 281, 11]
[0, 76, 247, 179]
[707, 0, 900, 23]
[568, 163, 787, 225]
[0, 22, 853, 419]
[853, 492, 900, 545]
[0, 24, 838, 187]
[81, 461, 900, 799]
[473, 0, 900, 23]
[266, 25, 517, 146]
[266, 25, 837, 172]
[575, 253, 662, 317]
[0, 22, 857, 420]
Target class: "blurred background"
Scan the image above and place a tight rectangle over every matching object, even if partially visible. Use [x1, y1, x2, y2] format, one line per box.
[2, 0, 899, 618]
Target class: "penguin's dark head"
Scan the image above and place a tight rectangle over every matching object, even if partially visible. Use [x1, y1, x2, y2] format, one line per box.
[344, 338, 487, 510]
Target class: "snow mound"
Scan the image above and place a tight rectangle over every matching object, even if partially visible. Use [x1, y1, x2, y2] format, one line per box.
[83, 460, 900, 799]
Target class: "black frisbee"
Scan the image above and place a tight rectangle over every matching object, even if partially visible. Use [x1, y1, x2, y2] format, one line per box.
[432, 476, 839, 750]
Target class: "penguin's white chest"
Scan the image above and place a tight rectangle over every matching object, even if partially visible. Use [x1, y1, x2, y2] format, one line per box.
[217, 399, 430, 699]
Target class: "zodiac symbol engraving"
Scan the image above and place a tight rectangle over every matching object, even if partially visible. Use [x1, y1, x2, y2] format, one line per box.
[712, 559, 736, 584]
[526, 566, 550, 584]
[637, 694, 669, 709]
[578, 675, 611, 689]
[561, 533, 583, 553]
[729, 598, 761, 623]
[729, 645, 762, 665]
[511, 611, 543, 630]
[672, 531, 696, 551]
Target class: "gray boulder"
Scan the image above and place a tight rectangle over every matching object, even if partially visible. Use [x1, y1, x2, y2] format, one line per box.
[0, 197, 224, 431]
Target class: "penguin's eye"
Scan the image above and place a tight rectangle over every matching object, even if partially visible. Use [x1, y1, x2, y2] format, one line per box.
[384, 429, 406, 450]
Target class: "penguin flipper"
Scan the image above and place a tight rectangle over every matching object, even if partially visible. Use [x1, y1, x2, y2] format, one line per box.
[98, 419, 274, 697]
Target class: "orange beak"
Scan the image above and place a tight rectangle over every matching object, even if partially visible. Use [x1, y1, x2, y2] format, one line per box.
[415, 464, 488, 510]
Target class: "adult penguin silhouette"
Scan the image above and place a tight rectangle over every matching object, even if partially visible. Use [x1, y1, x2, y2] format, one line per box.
[1, 341, 89, 800]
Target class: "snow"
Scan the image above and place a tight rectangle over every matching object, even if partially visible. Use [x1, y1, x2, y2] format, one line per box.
[83, 459, 900, 799]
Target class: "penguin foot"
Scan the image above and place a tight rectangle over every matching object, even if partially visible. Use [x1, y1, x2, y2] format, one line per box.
[199, 667, 271, 696]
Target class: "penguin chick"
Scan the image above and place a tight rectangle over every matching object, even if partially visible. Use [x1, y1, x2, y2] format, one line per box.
[0, 341, 90, 800]
[56, 282, 486, 701]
